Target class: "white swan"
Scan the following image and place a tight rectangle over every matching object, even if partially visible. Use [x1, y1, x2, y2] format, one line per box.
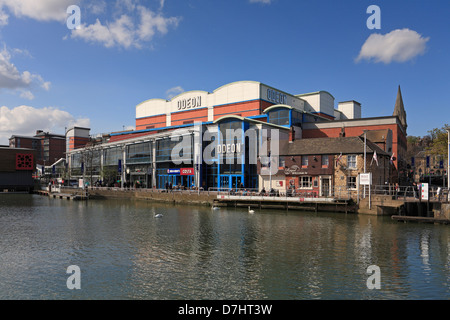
[154, 213, 163, 218]
[248, 206, 255, 214]
[212, 204, 220, 210]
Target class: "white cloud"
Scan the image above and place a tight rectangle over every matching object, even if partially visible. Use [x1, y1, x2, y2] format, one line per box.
[70, 2, 180, 49]
[0, 0, 78, 23]
[356, 28, 429, 64]
[249, 0, 272, 4]
[87, 0, 107, 15]
[0, 45, 51, 99]
[0, 105, 90, 143]
[0, 9, 8, 26]
[0, 46, 50, 91]
[166, 86, 184, 99]
[19, 90, 34, 100]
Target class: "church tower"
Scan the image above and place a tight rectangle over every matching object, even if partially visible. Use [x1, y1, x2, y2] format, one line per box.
[393, 85, 407, 132]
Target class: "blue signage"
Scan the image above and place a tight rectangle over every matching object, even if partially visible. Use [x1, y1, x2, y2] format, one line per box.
[426, 156, 430, 168]
[167, 169, 180, 175]
[118, 160, 122, 173]
[411, 157, 415, 167]
[440, 160, 444, 169]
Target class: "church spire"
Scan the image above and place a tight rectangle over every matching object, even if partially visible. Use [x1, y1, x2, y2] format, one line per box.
[393, 85, 407, 131]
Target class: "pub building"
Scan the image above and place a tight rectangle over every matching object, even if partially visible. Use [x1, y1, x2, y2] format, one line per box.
[66, 81, 406, 192]
[280, 136, 391, 199]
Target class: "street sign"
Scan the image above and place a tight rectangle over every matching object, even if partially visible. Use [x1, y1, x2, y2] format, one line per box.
[359, 173, 372, 185]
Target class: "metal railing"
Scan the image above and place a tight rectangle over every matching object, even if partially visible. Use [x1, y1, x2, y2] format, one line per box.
[54, 183, 449, 203]
[211, 186, 353, 201]
[360, 185, 449, 203]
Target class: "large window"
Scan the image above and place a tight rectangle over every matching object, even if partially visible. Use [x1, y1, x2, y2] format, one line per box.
[126, 142, 151, 164]
[104, 147, 123, 166]
[268, 109, 290, 126]
[219, 121, 243, 175]
[299, 176, 312, 189]
[156, 136, 192, 163]
[71, 153, 82, 168]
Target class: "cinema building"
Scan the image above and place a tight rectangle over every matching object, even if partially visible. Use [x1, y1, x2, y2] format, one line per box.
[66, 81, 407, 191]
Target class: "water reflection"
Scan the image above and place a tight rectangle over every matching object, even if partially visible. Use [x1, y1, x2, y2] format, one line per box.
[0, 194, 449, 299]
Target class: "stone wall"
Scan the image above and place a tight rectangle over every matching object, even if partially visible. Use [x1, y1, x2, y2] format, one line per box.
[334, 154, 390, 200]
[62, 187, 217, 206]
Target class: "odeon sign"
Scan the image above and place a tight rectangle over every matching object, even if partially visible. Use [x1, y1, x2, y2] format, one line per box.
[177, 96, 202, 110]
[267, 89, 287, 105]
[217, 143, 242, 154]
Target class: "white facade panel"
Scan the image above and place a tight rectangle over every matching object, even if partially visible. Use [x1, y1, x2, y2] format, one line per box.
[319, 92, 335, 117]
[136, 81, 317, 120]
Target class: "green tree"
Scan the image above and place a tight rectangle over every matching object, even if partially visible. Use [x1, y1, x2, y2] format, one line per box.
[426, 124, 449, 156]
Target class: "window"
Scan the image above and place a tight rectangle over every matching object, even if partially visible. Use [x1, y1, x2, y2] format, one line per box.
[321, 155, 329, 167]
[299, 176, 312, 189]
[104, 147, 123, 166]
[127, 142, 152, 164]
[292, 110, 303, 127]
[347, 155, 357, 169]
[268, 109, 290, 126]
[347, 176, 357, 190]
[156, 136, 192, 163]
[301, 156, 308, 167]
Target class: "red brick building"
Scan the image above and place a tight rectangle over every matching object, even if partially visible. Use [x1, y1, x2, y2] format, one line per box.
[302, 87, 408, 184]
[9, 130, 66, 166]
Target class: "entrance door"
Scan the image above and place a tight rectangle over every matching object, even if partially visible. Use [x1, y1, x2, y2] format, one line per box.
[219, 176, 229, 190]
[321, 177, 331, 197]
[220, 175, 244, 190]
[232, 176, 242, 189]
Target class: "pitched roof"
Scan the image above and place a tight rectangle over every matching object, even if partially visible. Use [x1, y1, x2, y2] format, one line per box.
[283, 136, 389, 156]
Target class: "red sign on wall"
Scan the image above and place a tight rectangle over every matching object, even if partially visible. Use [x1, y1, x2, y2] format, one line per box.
[16, 154, 34, 170]
[180, 168, 194, 176]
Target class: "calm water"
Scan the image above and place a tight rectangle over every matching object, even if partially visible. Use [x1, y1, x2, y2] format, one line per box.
[0, 194, 449, 300]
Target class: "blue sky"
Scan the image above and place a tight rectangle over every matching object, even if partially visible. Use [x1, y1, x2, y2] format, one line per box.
[0, 0, 448, 144]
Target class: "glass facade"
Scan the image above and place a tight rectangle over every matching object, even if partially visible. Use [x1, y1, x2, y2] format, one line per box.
[156, 135, 194, 189]
[104, 147, 122, 166]
[268, 109, 290, 126]
[68, 119, 285, 191]
[126, 142, 151, 164]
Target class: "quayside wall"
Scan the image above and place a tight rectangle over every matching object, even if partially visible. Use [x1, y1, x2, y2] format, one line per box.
[62, 187, 217, 207]
[54, 188, 449, 220]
